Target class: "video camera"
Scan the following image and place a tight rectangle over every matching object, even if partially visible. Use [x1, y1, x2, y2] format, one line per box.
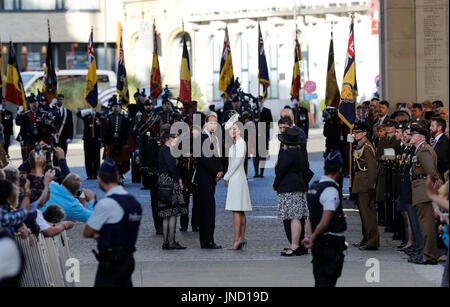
[322, 107, 339, 122]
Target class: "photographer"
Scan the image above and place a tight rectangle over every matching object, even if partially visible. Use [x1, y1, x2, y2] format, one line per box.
[19, 143, 70, 179]
[40, 173, 96, 223]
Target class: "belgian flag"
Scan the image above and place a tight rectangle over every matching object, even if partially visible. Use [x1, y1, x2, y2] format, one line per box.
[325, 31, 340, 108]
[5, 42, 27, 110]
[179, 34, 191, 103]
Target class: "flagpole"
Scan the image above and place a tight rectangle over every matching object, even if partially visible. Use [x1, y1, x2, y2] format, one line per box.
[257, 23, 260, 100]
[349, 13, 355, 191]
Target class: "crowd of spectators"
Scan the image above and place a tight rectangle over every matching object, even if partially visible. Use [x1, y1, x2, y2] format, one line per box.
[0, 143, 96, 286]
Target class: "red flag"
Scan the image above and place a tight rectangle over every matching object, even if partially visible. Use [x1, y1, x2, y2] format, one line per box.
[290, 39, 302, 100]
[150, 22, 162, 101]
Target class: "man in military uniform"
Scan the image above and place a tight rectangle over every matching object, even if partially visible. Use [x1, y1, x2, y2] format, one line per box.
[132, 99, 162, 233]
[0, 96, 14, 154]
[128, 88, 146, 119]
[53, 94, 74, 157]
[396, 123, 424, 262]
[352, 122, 379, 250]
[84, 159, 142, 287]
[157, 98, 174, 126]
[375, 119, 401, 230]
[19, 95, 55, 159]
[253, 96, 273, 178]
[76, 108, 102, 179]
[291, 96, 309, 139]
[408, 120, 441, 265]
[303, 150, 347, 287]
[133, 99, 160, 189]
[101, 96, 131, 185]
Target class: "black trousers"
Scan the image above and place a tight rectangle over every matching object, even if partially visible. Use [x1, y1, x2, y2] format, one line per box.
[252, 156, 267, 176]
[3, 134, 11, 154]
[199, 189, 216, 245]
[94, 254, 135, 287]
[311, 236, 346, 288]
[180, 191, 200, 230]
[83, 139, 101, 178]
[149, 178, 162, 231]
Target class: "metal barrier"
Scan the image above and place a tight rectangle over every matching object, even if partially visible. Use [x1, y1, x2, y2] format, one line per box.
[15, 231, 74, 287]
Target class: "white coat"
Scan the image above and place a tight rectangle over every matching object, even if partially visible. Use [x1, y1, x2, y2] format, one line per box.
[224, 137, 252, 212]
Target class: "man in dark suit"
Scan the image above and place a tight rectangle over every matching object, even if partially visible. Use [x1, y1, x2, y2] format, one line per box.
[0, 96, 14, 154]
[195, 114, 223, 249]
[54, 94, 74, 155]
[376, 100, 390, 126]
[253, 96, 273, 178]
[430, 117, 449, 180]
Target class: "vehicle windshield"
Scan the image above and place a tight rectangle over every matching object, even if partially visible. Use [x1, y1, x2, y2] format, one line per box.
[21, 73, 36, 87]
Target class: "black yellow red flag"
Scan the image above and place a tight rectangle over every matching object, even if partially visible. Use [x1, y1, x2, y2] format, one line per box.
[5, 42, 27, 110]
[325, 31, 340, 107]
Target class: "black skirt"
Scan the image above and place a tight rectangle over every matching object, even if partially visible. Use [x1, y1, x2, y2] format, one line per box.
[157, 173, 187, 218]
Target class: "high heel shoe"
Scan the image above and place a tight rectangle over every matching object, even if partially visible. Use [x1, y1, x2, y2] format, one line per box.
[230, 239, 245, 250]
[281, 247, 300, 256]
[239, 239, 247, 251]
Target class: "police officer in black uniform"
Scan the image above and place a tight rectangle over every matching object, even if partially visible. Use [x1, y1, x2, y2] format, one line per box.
[303, 150, 347, 287]
[84, 159, 142, 287]
[76, 108, 102, 179]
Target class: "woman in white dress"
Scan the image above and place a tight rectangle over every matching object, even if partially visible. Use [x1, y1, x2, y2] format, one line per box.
[223, 114, 252, 250]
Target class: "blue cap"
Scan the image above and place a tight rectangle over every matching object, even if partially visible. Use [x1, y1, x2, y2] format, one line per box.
[325, 150, 343, 168]
[99, 158, 119, 174]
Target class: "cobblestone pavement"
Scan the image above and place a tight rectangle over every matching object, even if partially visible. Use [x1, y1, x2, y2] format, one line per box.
[8, 128, 444, 287]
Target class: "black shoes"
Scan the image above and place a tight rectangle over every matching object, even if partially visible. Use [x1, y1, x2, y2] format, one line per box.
[162, 241, 187, 250]
[352, 240, 367, 248]
[283, 247, 308, 255]
[156, 228, 163, 235]
[192, 226, 199, 232]
[201, 243, 222, 249]
[281, 247, 303, 256]
[408, 258, 437, 265]
[179, 227, 188, 232]
[358, 245, 378, 251]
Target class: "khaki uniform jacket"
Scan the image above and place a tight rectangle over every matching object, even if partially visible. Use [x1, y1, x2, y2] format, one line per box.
[352, 139, 377, 194]
[411, 142, 441, 206]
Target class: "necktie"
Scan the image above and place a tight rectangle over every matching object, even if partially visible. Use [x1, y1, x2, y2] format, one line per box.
[431, 138, 436, 148]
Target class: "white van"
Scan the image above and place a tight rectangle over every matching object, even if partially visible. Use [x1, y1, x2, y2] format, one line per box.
[21, 69, 117, 107]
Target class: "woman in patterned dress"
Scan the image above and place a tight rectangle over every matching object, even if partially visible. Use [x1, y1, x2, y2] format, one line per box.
[273, 128, 309, 256]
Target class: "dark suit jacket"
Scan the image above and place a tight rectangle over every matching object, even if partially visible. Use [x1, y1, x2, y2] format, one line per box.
[274, 147, 307, 193]
[195, 132, 223, 186]
[433, 134, 449, 180]
[55, 108, 74, 143]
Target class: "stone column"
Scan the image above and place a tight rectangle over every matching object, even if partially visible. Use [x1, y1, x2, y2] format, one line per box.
[379, 0, 449, 107]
